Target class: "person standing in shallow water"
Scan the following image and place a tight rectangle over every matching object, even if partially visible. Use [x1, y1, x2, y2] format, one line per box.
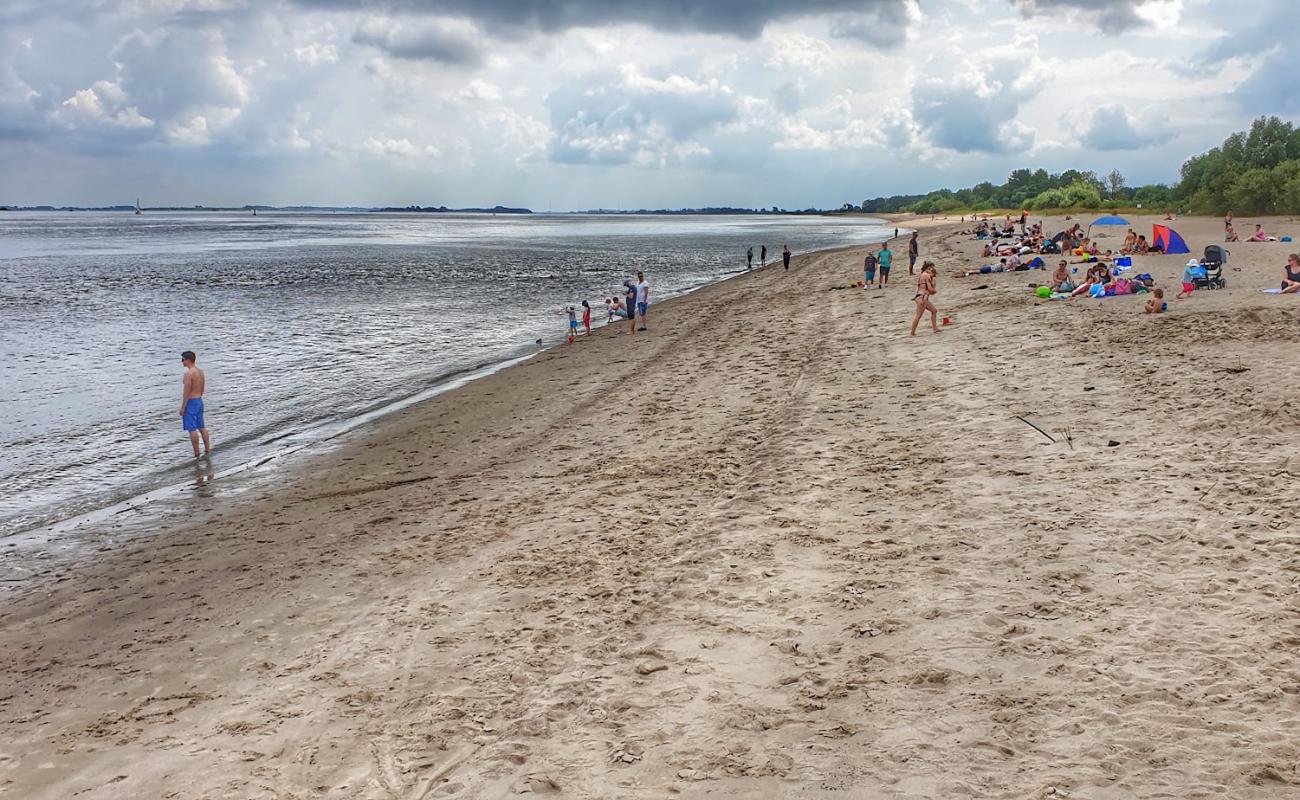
[179, 350, 211, 457]
[782, 244, 791, 270]
[746, 247, 753, 270]
[760, 244, 767, 266]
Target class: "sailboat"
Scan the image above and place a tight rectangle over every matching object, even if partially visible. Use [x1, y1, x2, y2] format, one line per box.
[134, 198, 143, 215]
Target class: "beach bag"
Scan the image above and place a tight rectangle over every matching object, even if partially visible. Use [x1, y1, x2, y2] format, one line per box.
[1028, 256, 1044, 268]
[1113, 278, 1133, 295]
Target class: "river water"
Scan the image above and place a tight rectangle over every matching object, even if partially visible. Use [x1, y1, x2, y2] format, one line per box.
[0, 211, 891, 538]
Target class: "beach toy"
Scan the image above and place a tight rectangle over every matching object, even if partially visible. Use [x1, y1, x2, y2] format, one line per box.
[941, 315, 952, 325]
[1035, 285, 1051, 298]
[1071, 267, 1078, 273]
[1283, 236, 1293, 242]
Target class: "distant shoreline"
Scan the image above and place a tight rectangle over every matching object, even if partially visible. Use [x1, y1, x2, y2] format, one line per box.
[0, 205, 877, 216]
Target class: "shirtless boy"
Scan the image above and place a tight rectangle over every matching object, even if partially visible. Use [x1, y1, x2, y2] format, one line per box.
[180, 350, 211, 457]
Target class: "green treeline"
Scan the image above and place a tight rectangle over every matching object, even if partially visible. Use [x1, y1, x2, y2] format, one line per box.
[862, 116, 1300, 216]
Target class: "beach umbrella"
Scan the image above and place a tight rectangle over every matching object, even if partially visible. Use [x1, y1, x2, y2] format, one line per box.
[1087, 214, 1129, 236]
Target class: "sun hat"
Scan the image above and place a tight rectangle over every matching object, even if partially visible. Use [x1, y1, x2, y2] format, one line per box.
[1186, 258, 1200, 267]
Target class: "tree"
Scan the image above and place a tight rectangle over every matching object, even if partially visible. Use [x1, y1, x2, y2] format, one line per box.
[1105, 169, 1126, 199]
[1226, 168, 1279, 214]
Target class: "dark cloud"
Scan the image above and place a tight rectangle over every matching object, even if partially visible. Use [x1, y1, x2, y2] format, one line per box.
[827, 1, 912, 48]
[910, 57, 1040, 154]
[1191, 0, 1300, 115]
[1079, 105, 1171, 151]
[292, 0, 910, 40]
[1009, 0, 1148, 32]
[352, 16, 484, 64]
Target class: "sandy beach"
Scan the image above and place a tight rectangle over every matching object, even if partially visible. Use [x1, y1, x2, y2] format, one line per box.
[4, 214, 1300, 799]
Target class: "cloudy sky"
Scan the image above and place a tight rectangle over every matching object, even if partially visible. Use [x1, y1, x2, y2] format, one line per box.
[0, 0, 1291, 209]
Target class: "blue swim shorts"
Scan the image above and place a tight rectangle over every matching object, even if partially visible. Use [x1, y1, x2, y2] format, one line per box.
[182, 397, 205, 431]
[637, 301, 648, 316]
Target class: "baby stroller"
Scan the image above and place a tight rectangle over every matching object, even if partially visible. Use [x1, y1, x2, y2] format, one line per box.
[1197, 245, 1228, 289]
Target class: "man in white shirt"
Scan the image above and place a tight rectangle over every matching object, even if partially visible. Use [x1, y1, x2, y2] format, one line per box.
[635, 271, 651, 332]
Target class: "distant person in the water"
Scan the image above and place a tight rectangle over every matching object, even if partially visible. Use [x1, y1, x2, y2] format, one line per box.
[747, 247, 754, 270]
[635, 270, 651, 332]
[761, 245, 767, 266]
[782, 244, 791, 270]
[179, 350, 210, 458]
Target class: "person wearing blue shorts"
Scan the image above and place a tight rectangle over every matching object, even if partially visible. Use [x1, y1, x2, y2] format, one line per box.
[635, 270, 651, 332]
[179, 350, 211, 458]
[863, 249, 878, 288]
[877, 243, 893, 288]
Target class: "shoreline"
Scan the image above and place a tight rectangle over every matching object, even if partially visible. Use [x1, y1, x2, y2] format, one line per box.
[4, 215, 1299, 798]
[0, 233, 897, 573]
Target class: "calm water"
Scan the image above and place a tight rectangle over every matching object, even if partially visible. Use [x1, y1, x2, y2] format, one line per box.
[0, 211, 890, 537]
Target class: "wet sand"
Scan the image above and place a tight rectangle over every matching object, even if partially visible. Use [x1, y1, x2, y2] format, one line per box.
[3, 215, 1300, 799]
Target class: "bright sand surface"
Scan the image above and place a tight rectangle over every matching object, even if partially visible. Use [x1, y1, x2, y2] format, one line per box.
[3, 214, 1300, 799]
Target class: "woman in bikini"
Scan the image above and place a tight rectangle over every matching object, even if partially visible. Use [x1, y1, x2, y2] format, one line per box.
[909, 261, 940, 336]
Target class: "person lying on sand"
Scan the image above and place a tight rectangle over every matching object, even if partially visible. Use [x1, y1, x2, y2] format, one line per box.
[1074, 249, 1113, 264]
[1248, 224, 1269, 242]
[1144, 287, 1166, 313]
[1282, 254, 1300, 293]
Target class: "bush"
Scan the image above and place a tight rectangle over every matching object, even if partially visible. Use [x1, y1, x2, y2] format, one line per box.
[1225, 167, 1279, 214]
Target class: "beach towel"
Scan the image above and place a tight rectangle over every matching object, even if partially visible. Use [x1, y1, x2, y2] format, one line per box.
[1260, 288, 1284, 294]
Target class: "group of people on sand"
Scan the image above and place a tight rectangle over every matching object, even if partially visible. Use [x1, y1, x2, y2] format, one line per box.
[1224, 210, 1281, 243]
[860, 232, 921, 289]
[588, 271, 652, 337]
[747, 244, 793, 270]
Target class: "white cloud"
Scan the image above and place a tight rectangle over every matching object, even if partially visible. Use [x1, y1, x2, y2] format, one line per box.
[0, 0, 1294, 209]
[546, 64, 739, 166]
